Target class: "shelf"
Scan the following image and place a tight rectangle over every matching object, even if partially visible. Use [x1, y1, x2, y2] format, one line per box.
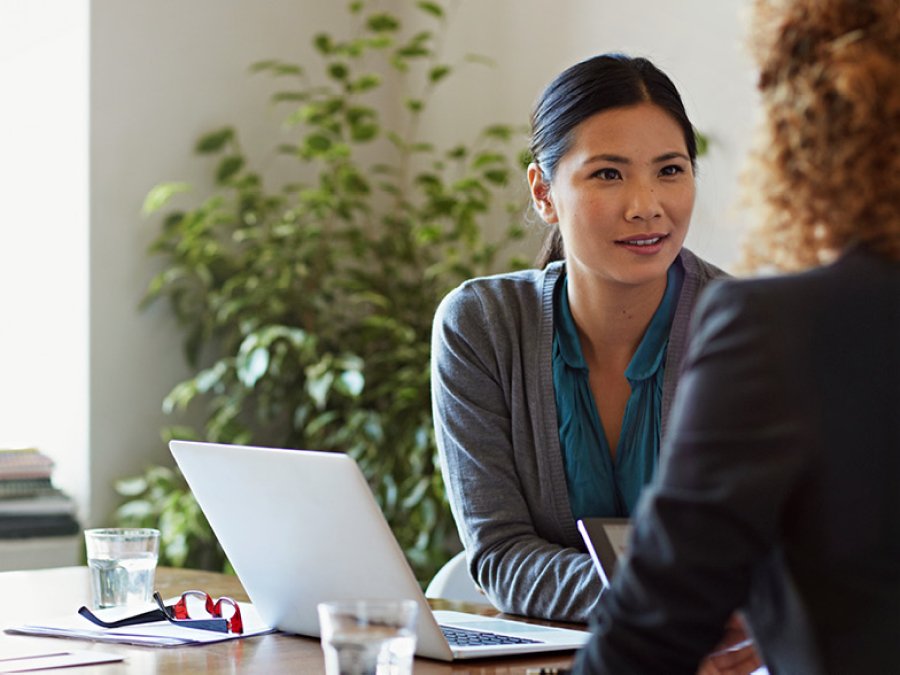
[0, 535, 81, 572]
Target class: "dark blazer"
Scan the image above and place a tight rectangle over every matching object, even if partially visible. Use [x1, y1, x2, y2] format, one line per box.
[574, 247, 900, 675]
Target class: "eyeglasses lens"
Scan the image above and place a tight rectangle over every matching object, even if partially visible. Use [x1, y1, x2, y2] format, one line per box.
[174, 590, 242, 633]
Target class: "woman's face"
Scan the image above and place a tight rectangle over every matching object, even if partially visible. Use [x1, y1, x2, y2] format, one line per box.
[529, 102, 695, 289]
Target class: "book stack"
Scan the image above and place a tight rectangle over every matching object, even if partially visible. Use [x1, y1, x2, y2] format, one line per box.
[0, 448, 80, 539]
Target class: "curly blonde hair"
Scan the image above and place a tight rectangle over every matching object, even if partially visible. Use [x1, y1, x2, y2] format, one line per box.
[741, 0, 900, 271]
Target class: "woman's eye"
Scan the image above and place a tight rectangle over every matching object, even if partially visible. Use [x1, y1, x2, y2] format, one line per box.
[593, 168, 621, 181]
[659, 164, 685, 177]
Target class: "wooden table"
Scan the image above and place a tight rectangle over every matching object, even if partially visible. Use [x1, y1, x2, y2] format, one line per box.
[0, 567, 581, 673]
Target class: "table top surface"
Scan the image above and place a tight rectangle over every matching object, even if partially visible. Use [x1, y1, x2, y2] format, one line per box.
[0, 566, 582, 674]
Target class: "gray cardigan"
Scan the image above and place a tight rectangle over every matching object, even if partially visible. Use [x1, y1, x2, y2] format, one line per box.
[430, 249, 727, 623]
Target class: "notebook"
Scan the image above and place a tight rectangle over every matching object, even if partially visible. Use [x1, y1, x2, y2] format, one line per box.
[576, 518, 632, 589]
[169, 440, 589, 661]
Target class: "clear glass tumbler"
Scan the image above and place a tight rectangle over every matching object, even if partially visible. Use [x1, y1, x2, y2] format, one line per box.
[84, 527, 160, 609]
[317, 599, 418, 675]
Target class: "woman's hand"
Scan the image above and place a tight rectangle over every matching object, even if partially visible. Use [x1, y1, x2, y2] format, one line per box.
[696, 613, 764, 675]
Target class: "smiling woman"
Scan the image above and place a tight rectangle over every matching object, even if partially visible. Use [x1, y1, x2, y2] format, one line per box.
[431, 53, 762, 673]
[430, 53, 737, 644]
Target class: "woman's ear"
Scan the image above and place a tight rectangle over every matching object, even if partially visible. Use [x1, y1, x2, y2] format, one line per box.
[527, 162, 558, 224]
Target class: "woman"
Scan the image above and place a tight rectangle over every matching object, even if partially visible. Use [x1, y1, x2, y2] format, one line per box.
[573, 1, 900, 673]
[431, 54, 726, 623]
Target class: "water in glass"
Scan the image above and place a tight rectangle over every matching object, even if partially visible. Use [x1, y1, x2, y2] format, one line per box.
[88, 552, 157, 609]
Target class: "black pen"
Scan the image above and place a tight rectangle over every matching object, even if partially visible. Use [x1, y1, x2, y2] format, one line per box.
[525, 669, 572, 675]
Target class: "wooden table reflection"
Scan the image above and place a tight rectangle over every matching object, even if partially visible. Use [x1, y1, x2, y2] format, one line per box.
[0, 567, 581, 674]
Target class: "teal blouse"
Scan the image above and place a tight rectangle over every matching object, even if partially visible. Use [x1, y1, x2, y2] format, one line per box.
[552, 262, 684, 519]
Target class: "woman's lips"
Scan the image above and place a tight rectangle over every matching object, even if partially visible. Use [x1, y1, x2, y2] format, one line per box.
[614, 233, 670, 254]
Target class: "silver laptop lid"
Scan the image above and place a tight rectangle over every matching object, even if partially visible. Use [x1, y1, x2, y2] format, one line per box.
[170, 440, 589, 660]
[169, 440, 453, 660]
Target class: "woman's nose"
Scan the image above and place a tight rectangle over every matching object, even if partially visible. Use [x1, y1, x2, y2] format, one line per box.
[624, 182, 663, 222]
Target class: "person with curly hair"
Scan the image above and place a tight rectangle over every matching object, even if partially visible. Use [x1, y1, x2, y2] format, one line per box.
[572, 0, 900, 673]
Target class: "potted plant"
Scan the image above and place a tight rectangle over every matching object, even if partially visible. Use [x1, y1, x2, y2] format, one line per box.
[114, 0, 531, 583]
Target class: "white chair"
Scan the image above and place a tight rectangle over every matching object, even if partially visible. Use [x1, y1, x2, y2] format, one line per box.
[424, 550, 490, 604]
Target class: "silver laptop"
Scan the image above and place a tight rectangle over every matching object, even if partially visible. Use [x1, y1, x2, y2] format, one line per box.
[170, 440, 589, 661]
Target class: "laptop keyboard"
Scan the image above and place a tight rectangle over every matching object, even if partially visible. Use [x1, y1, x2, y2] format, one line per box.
[440, 624, 542, 646]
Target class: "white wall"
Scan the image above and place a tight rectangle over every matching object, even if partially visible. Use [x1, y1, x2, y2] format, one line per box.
[0, 0, 89, 517]
[4, 0, 759, 530]
[88, 0, 351, 525]
[422, 0, 760, 266]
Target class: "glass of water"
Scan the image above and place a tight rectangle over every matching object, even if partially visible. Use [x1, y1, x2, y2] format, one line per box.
[84, 528, 160, 609]
[317, 599, 418, 675]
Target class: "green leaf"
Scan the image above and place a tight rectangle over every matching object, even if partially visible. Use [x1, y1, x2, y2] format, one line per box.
[366, 36, 393, 49]
[351, 73, 381, 92]
[142, 182, 191, 215]
[161, 426, 198, 443]
[428, 65, 451, 83]
[250, 60, 304, 77]
[472, 152, 505, 168]
[401, 478, 430, 509]
[302, 134, 333, 156]
[367, 13, 401, 32]
[339, 39, 366, 59]
[350, 124, 378, 142]
[271, 91, 309, 103]
[249, 59, 279, 73]
[314, 33, 333, 54]
[416, 1, 444, 18]
[464, 53, 496, 67]
[518, 148, 534, 169]
[306, 370, 335, 409]
[483, 124, 513, 140]
[483, 169, 508, 185]
[215, 155, 245, 183]
[163, 379, 198, 414]
[695, 129, 710, 156]
[447, 145, 466, 159]
[114, 477, 148, 497]
[195, 127, 234, 154]
[273, 63, 303, 76]
[195, 361, 228, 393]
[116, 500, 154, 521]
[395, 45, 429, 59]
[306, 410, 339, 436]
[338, 370, 365, 397]
[328, 63, 349, 80]
[237, 346, 270, 388]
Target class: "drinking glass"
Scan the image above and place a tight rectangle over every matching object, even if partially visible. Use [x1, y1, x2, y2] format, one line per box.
[317, 599, 418, 675]
[84, 528, 160, 609]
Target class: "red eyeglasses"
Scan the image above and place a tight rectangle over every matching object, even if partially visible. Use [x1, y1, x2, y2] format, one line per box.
[78, 589, 243, 634]
[166, 590, 243, 633]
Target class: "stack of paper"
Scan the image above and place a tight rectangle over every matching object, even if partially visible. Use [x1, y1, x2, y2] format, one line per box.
[5, 598, 275, 647]
[0, 448, 79, 539]
[0, 647, 123, 673]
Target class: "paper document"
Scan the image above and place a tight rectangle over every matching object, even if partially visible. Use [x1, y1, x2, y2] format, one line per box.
[0, 648, 123, 673]
[4, 598, 275, 647]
